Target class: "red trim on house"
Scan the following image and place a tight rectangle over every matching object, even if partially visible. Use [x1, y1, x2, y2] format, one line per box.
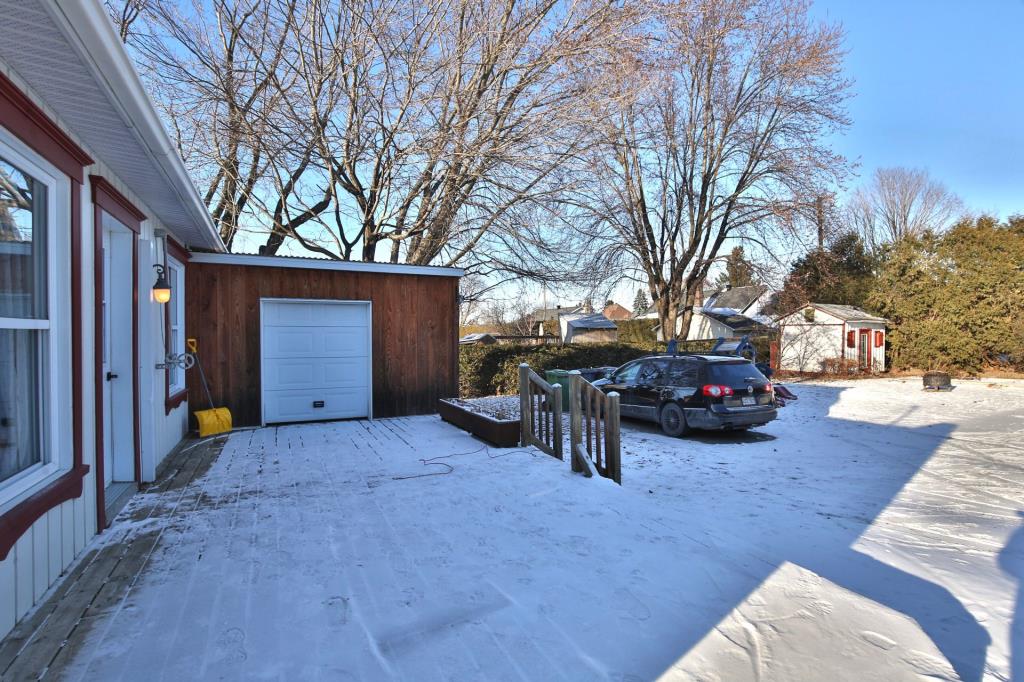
[166, 237, 190, 262]
[859, 329, 872, 370]
[0, 72, 93, 182]
[0, 91, 90, 560]
[840, 322, 847, 363]
[0, 184, 90, 556]
[90, 177, 145, 529]
[164, 238, 189, 414]
[90, 175, 145, 232]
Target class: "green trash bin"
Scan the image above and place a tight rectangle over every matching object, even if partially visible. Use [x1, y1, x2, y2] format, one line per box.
[545, 369, 572, 411]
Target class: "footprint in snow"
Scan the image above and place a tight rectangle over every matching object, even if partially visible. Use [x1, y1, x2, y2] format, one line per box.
[614, 587, 651, 621]
[860, 630, 897, 650]
[215, 626, 248, 663]
[901, 648, 959, 680]
[323, 596, 350, 628]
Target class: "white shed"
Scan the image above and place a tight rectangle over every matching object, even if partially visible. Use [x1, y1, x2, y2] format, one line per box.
[777, 303, 888, 373]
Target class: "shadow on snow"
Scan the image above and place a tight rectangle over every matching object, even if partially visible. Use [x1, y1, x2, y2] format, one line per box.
[615, 384, 991, 681]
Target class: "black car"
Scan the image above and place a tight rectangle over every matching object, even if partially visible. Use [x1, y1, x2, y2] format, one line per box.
[593, 354, 777, 437]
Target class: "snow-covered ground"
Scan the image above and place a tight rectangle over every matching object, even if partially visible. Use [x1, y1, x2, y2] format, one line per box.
[60, 378, 1023, 681]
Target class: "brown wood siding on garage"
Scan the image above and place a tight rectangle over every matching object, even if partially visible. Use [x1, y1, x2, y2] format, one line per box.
[185, 262, 459, 425]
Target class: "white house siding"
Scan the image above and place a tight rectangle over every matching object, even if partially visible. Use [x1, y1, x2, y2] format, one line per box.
[779, 308, 886, 372]
[684, 311, 735, 341]
[0, 63, 191, 641]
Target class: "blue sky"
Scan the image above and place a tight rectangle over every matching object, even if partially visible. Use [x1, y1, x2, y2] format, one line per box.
[811, 0, 1024, 219]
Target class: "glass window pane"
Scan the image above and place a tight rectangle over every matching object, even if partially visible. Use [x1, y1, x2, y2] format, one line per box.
[0, 328, 41, 483]
[0, 155, 47, 319]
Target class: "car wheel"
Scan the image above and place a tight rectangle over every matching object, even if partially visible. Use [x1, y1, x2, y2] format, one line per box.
[659, 402, 688, 437]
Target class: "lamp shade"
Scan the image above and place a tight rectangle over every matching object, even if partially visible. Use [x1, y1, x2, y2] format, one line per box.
[152, 264, 172, 304]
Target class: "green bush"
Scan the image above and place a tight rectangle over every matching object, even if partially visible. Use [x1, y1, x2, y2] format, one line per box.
[616, 318, 659, 343]
[868, 216, 1024, 373]
[459, 343, 655, 397]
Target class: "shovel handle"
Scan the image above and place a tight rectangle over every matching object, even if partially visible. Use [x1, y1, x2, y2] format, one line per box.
[186, 338, 198, 354]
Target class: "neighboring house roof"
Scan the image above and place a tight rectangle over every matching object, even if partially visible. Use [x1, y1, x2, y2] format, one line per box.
[602, 302, 632, 320]
[699, 309, 772, 334]
[0, 0, 224, 251]
[779, 302, 888, 324]
[532, 305, 582, 320]
[459, 333, 497, 345]
[564, 313, 617, 330]
[810, 303, 888, 323]
[704, 285, 769, 314]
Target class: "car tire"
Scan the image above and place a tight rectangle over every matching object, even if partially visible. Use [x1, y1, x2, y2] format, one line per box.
[659, 402, 689, 437]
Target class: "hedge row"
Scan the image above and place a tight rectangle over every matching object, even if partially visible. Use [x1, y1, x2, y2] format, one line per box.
[459, 336, 780, 396]
[459, 343, 653, 397]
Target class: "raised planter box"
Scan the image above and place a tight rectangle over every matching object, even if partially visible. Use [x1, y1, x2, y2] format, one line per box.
[438, 399, 520, 448]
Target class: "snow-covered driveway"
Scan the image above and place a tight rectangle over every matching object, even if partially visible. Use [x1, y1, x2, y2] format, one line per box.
[58, 378, 1023, 681]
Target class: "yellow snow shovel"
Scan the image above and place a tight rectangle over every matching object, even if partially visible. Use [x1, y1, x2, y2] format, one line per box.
[187, 338, 232, 437]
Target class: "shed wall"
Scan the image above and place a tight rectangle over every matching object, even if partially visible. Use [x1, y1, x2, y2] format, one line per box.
[185, 263, 459, 424]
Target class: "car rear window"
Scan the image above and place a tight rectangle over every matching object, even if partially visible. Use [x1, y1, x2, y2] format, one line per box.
[706, 362, 767, 383]
[666, 360, 699, 386]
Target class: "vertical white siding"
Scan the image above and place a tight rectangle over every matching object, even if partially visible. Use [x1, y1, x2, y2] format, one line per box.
[0, 58, 191, 645]
[0, 503, 84, 638]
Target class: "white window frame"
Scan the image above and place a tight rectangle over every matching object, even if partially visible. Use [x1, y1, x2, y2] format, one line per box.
[166, 254, 186, 395]
[0, 126, 73, 514]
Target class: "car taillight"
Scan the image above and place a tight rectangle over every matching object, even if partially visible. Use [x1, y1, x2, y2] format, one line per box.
[765, 382, 773, 393]
[701, 384, 734, 397]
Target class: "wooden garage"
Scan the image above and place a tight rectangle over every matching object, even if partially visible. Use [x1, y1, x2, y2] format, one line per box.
[185, 254, 461, 425]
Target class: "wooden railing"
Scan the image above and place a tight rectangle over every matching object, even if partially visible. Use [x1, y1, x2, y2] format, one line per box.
[568, 371, 621, 485]
[518, 364, 563, 460]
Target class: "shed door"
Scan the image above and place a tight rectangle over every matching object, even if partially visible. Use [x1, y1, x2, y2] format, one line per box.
[261, 300, 371, 424]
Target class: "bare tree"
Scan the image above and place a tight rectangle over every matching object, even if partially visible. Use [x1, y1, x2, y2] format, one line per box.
[846, 167, 964, 250]
[120, 0, 631, 278]
[576, 0, 851, 340]
[458, 273, 487, 327]
[104, 0, 148, 42]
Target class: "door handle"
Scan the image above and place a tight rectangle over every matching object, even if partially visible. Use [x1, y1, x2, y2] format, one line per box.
[106, 372, 119, 381]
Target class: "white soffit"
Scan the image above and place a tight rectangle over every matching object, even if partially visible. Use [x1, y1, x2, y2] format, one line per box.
[0, 0, 224, 252]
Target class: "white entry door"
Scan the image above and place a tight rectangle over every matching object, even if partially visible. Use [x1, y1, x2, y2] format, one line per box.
[101, 213, 135, 486]
[260, 300, 372, 424]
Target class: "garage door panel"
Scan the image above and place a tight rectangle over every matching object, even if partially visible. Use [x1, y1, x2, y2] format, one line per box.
[263, 301, 368, 327]
[264, 326, 368, 358]
[261, 300, 372, 424]
[264, 357, 368, 391]
[263, 386, 368, 423]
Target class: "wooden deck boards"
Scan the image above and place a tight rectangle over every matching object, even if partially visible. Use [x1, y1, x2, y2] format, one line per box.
[0, 436, 227, 681]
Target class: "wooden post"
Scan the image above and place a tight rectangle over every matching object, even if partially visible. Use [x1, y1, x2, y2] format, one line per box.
[552, 383, 563, 460]
[519, 363, 531, 447]
[569, 371, 582, 473]
[606, 391, 621, 485]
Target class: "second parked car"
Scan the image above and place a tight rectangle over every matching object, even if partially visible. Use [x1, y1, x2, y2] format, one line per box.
[593, 354, 777, 437]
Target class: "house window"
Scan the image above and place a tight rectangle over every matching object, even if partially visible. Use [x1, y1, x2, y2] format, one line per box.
[166, 256, 185, 395]
[0, 154, 47, 487]
[874, 330, 884, 348]
[846, 330, 856, 348]
[0, 133, 71, 504]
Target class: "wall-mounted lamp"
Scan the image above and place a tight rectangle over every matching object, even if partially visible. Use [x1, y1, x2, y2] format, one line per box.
[152, 264, 171, 304]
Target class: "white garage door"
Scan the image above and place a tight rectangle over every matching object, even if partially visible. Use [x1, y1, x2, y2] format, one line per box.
[261, 299, 372, 424]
